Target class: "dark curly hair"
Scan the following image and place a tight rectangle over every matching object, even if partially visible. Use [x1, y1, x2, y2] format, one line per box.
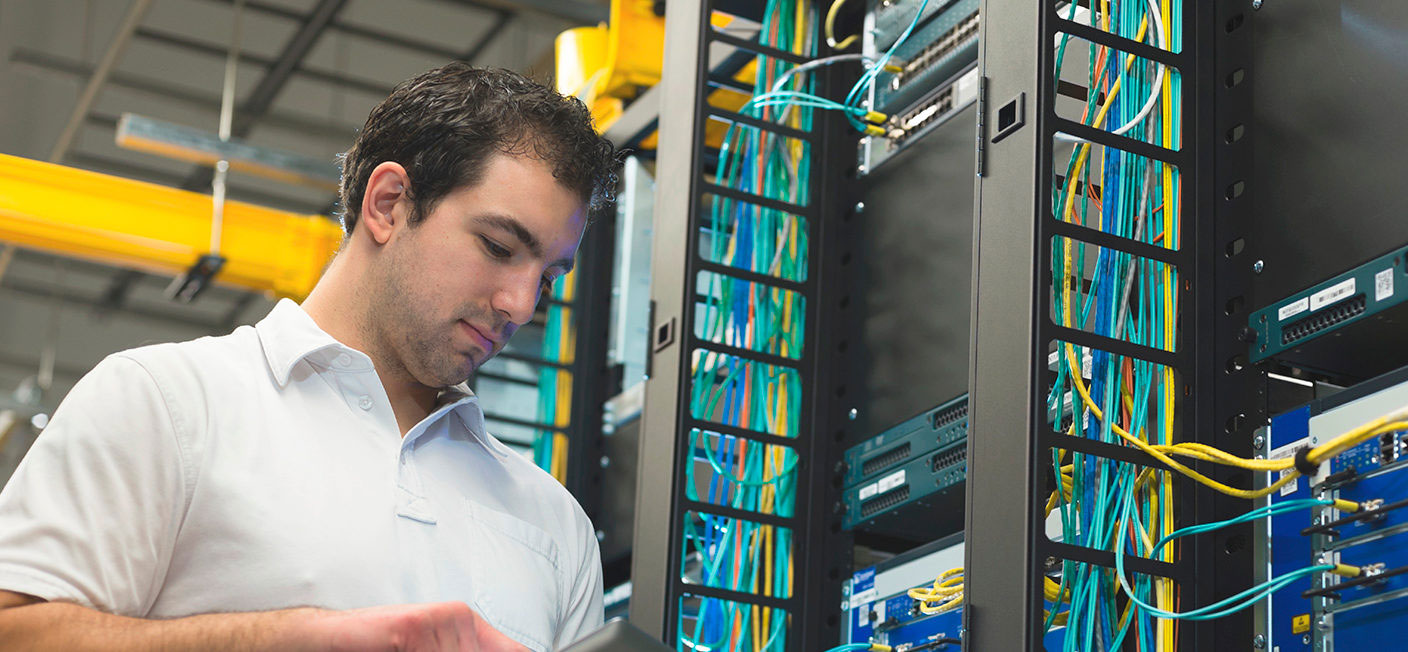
[337, 63, 617, 235]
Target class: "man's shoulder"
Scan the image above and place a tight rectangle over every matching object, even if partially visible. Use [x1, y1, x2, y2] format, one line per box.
[111, 325, 261, 369]
[103, 325, 267, 391]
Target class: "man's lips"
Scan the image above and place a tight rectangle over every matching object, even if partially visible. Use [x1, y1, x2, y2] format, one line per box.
[459, 320, 496, 352]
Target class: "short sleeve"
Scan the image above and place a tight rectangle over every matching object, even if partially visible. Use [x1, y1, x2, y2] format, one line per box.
[553, 515, 605, 649]
[0, 354, 189, 616]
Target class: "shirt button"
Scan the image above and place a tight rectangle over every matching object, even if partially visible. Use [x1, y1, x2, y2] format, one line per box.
[357, 396, 373, 410]
[336, 354, 353, 368]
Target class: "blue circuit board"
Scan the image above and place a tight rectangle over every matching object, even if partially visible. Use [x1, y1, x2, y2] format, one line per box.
[1267, 406, 1315, 652]
[1319, 439, 1408, 650]
[1267, 387, 1408, 651]
[847, 583, 1067, 651]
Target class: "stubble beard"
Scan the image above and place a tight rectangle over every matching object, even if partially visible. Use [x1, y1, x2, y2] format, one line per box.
[371, 249, 478, 390]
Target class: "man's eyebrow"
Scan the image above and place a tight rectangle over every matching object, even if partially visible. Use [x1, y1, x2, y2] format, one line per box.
[474, 214, 542, 257]
[473, 214, 574, 273]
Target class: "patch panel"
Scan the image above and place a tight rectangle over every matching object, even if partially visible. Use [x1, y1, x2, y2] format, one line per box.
[869, 0, 979, 115]
[844, 394, 969, 487]
[1249, 243, 1408, 368]
[843, 437, 966, 538]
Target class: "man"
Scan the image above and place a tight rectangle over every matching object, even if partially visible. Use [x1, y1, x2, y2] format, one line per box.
[0, 63, 618, 651]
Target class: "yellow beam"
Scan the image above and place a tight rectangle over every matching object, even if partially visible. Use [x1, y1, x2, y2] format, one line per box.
[0, 153, 341, 300]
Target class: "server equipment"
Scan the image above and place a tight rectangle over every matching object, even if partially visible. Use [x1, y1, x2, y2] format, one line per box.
[1250, 243, 1408, 378]
[1261, 367, 1408, 652]
[841, 396, 968, 539]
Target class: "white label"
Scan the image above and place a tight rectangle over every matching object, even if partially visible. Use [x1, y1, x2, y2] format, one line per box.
[878, 469, 907, 493]
[1310, 278, 1356, 312]
[1269, 439, 1307, 497]
[859, 482, 879, 501]
[872, 599, 886, 623]
[1278, 297, 1309, 322]
[1377, 268, 1394, 302]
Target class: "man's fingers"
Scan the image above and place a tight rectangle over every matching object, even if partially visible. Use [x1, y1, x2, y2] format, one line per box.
[446, 604, 528, 652]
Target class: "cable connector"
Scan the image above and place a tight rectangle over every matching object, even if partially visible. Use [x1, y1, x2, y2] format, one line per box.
[863, 125, 887, 137]
[1329, 563, 1363, 578]
[1333, 498, 1363, 513]
[862, 111, 888, 124]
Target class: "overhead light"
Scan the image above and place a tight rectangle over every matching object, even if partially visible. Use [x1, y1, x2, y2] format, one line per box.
[116, 113, 339, 191]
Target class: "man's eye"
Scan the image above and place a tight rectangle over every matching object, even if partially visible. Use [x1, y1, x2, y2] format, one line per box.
[481, 236, 511, 258]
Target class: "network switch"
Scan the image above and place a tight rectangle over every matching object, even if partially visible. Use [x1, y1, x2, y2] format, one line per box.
[1249, 243, 1408, 374]
[1261, 365, 1408, 652]
[844, 394, 969, 487]
[843, 436, 967, 538]
[869, 0, 980, 116]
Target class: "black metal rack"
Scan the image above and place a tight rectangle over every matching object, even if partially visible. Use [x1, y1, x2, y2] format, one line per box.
[964, 1, 1264, 650]
[628, 0, 856, 648]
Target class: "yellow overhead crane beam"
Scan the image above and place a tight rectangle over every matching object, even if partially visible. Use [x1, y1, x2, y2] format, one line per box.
[0, 153, 342, 300]
[556, 0, 756, 149]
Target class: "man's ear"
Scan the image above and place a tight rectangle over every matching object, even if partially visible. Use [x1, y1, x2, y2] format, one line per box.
[360, 162, 411, 245]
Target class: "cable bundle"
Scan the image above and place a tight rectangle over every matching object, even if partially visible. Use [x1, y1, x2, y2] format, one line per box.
[533, 271, 576, 482]
[679, 1, 815, 650]
[1044, 1, 1185, 648]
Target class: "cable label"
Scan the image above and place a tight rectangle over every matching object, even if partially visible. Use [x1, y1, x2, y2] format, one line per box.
[1278, 297, 1309, 322]
[851, 566, 878, 604]
[1310, 278, 1356, 312]
[859, 482, 880, 501]
[1376, 267, 1394, 302]
[1269, 439, 1307, 497]
[879, 469, 907, 494]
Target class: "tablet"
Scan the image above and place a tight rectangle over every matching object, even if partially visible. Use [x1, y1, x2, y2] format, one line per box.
[561, 618, 672, 651]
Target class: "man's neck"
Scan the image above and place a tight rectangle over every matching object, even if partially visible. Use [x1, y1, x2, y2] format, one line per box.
[300, 255, 436, 437]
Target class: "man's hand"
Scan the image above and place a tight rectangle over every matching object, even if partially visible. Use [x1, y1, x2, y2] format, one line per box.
[292, 602, 529, 652]
[0, 590, 529, 652]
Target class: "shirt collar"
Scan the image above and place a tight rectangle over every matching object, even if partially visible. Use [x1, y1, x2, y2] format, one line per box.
[253, 298, 352, 386]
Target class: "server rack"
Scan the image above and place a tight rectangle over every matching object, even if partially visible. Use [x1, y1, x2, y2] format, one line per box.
[966, 1, 1258, 650]
[626, 0, 1334, 649]
[628, 0, 857, 648]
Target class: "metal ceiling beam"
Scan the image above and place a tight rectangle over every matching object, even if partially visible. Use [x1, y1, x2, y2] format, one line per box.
[459, 10, 515, 65]
[134, 27, 394, 97]
[11, 49, 360, 143]
[179, 0, 349, 191]
[0, 276, 226, 333]
[49, 0, 154, 163]
[436, 0, 606, 25]
[197, 0, 468, 62]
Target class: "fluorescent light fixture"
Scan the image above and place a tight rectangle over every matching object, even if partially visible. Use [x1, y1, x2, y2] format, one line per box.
[116, 113, 339, 191]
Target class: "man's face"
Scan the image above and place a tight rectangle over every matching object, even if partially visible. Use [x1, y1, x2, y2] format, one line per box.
[373, 153, 586, 388]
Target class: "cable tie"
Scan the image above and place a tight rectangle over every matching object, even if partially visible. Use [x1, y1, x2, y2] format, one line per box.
[1293, 446, 1319, 477]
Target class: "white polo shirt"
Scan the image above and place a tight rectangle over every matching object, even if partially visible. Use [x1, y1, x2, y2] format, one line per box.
[0, 299, 602, 651]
